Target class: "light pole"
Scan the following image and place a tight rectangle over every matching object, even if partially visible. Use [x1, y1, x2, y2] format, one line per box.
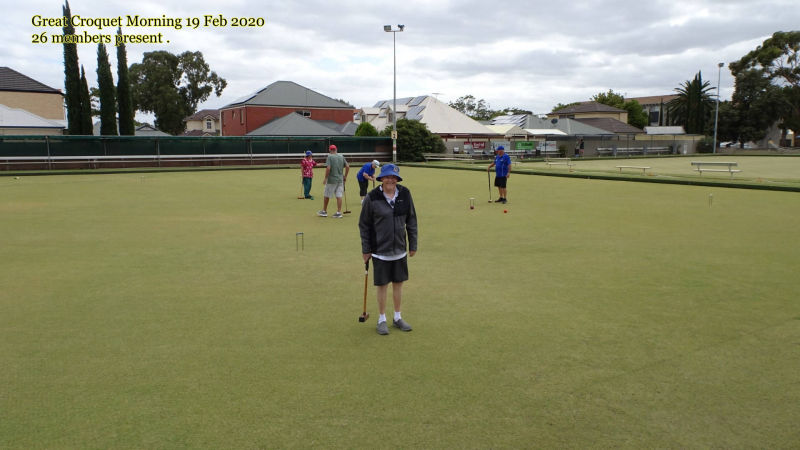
[713, 62, 723, 154]
[384, 24, 404, 163]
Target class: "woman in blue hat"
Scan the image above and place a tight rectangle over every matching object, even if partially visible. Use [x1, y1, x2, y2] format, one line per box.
[358, 164, 418, 335]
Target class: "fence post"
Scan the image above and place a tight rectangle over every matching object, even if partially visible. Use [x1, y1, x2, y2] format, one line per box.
[46, 135, 52, 170]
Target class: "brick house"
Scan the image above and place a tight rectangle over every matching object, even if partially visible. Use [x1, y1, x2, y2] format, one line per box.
[220, 81, 356, 136]
[183, 109, 220, 136]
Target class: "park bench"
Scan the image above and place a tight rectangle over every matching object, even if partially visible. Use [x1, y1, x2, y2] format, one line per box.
[691, 161, 741, 178]
[545, 157, 574, 169]
[616, 165, 651, 174]
[644, 146, 671, 155]
[595, 147, 643, 156]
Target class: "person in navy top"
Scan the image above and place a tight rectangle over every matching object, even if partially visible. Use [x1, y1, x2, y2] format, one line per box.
[487, 146, 512, 204]
[356, 160, 380, 203]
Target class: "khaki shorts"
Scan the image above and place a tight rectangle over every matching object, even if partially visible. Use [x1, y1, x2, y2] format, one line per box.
[324, 182, 344, 198]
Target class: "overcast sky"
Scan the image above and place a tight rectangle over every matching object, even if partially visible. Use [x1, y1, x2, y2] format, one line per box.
[5, 0, 799, 122]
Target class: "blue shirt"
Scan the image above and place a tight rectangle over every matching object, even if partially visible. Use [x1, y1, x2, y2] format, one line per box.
[494, 153, 511, 177]
[357, 162, 376, 182]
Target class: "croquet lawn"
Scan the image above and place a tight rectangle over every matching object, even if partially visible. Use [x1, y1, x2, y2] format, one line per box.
[1, 167, 799, 448]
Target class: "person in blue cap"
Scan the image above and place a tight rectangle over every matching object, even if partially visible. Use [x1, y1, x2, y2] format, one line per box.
[300, 150, 317, 199]
[356, 160, 380, 203]
[487, 145, 511, 204]
[358, 164, 418, 335]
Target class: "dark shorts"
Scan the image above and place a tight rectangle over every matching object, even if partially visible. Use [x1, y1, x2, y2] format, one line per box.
[359, 179, 370, 196]
[494, 176, 508, 188]
[372, 257, 409, 286]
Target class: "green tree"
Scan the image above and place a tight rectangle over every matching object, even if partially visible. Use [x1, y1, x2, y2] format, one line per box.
[96, 43, 118, 136]
[728, 68, 784, 144]
[591, 89, 648, 129]
[355, 122, 379, 136]
[130, 50, 226, 135]
[551, 102, 580, 112]
[715, 100, 740, 145]
[116, 27, 135, 135]
[381, 119, 445, 161]
[623, 100, 649, 129]
[449, 95, 493, 121]
[730, 31, 800, 144]
[335, 98, 354, 107]
[62, 0, 82, 135]
[79, 66, 93, 135]
[667, 72, 716, 134]
[592, 89, 626, 107]
[89, 87, 101, 116]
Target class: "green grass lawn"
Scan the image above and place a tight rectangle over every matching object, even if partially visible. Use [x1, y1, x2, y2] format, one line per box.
[2, 167, 799, 448]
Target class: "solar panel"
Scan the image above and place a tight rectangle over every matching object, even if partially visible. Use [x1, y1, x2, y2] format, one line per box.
[409, 95, 427, 107]
[406, 105, 425, 121]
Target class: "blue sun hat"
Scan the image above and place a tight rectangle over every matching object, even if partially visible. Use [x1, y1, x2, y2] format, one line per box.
[376, 163, 402, 182]
[305, 150, 312, 156]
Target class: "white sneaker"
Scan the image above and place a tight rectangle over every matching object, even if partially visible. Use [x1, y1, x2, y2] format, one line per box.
[331, 212, 343, 218]
[317, 210, 327, 217]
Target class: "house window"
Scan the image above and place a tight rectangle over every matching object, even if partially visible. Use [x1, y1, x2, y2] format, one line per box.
[206, 120, 212, 130]
[296, 110, 311, 117]
[240, 108, 244, 125]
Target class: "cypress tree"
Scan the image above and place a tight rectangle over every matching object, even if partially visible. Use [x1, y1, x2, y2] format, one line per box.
[97, 43, 118, 135]
[62, 0, 82, 134]
[116, 27, 135, 135]
[79, 66, 93, 134]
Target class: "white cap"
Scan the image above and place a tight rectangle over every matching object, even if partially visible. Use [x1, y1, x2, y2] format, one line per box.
[372, 160, 380, 167]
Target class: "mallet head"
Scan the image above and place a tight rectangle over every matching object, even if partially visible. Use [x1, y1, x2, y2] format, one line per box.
[358, 312, 370, 322]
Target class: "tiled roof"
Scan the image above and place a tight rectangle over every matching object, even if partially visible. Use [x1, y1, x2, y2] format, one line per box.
[0, 67, 61, 93]
[246, 112, 354, 136]
[183, 109, 220, 121]
[575, 118, 644, 134]
[224, 81, 352, 109]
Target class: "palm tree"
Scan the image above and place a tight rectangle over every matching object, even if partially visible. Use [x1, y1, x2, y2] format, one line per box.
[667, 71, 716, 134]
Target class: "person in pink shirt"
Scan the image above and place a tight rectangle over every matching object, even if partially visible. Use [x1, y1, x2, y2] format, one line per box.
[300, 150, 317, 199]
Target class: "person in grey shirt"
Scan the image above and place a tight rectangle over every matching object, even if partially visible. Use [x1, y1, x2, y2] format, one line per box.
[317, 144, 350, 218]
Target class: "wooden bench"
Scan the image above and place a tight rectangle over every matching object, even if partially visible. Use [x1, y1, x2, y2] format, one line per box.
[690, 161, 741, 178]
[545, 157, 573, 169]
[616, 165, 651, 174]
